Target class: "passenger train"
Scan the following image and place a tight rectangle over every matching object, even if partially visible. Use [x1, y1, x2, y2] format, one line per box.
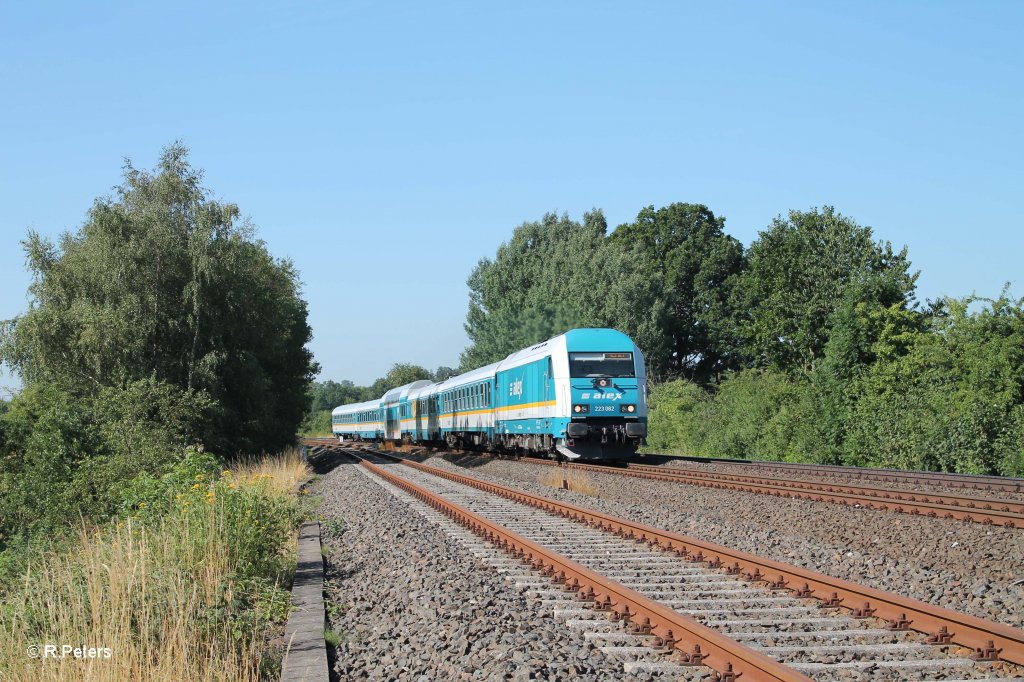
[331, 328, 647, 460]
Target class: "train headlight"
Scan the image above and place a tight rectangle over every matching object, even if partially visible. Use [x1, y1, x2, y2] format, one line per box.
[620, 404, 636, 413]
[573, 404, 590, 414]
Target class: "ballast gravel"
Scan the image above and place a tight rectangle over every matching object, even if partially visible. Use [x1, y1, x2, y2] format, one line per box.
[424, 454, 1024, 630]
[313, 459, 662, 682]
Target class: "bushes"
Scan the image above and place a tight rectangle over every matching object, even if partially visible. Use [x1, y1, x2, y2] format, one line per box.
[646, 371, 817, 461]
[843, 296, 1024, 475]
[645, 380, 708, 454]
[299, 409, 332, 437]
[0, 451, 307, 681]
[0, 379, 212, 547]
[646, 295, 1024, 475]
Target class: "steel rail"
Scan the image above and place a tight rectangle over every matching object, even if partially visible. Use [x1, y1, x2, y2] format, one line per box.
[624, 462, 1024, 512]
[381, 452, 1024, 667]
[315, 439, 1024, 524]
[348, 451, 811, 682]
[646, 455, 1024, 494]
[531, 458, 1024, 528]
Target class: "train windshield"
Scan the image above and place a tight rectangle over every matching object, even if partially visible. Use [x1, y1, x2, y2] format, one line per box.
[569, 352, 635, 378]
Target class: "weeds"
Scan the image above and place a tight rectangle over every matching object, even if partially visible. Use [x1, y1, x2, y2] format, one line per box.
[538, 468, 602, 497]
[323, 628, 343, 648]
[324, 518, 346, 536]
[0, 450, 309, 681]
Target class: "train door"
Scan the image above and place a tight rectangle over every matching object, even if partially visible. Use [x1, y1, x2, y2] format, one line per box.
[385, 406, 396, 440]
[429, 396, 439, 440]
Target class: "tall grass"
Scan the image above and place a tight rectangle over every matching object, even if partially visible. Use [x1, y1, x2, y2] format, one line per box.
[230, 447, 309, 496]
[0, 450, 309, 682]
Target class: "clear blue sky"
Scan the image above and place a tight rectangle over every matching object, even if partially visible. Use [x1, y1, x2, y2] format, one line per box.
[1, 1, 1021, 393]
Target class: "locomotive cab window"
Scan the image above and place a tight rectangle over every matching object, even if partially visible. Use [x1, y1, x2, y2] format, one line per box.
[569, 352, 635, 378]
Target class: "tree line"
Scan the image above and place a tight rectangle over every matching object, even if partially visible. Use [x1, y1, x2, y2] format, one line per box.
[460, 203, 1022, 476]
[301, 364, 457, 434]
[0, 144, 316, 554]
[311, 202, 1022, 476]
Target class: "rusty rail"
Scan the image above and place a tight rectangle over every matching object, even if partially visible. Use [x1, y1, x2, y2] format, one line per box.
[382, 452, 1024, 667]
[348, 451, 811, 682]
[452, 452, 1024, 528]
[652, 455, 1024, 494]
[627, 461, 1024, 511]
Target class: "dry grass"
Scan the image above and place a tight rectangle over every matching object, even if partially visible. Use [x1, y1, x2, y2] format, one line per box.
[538, 467, 603, 497]
[229, 447, 310, 496]
[0, 451, 308, 682]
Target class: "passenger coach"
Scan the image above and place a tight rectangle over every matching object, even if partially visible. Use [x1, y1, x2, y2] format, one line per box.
[332, 328, 647, 460]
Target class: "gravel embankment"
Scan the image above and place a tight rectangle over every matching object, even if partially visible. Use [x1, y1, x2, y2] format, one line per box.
[313, 460, 662, 681]
[426, 455, 1024, 629]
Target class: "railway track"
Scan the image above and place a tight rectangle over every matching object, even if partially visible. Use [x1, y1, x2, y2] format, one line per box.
[643, 455, 1024, 495]
[303, 438, 1024, 527]
[328, 444, 1024, 681]
[529, 458, 1024, 528]
[304, 438, 1024, 495]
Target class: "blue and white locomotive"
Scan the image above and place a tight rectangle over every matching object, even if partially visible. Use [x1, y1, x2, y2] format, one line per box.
[331, 328, 647, 460]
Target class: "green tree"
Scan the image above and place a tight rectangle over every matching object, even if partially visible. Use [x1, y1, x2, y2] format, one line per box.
[367, 363, 433, 398]
[0, 144, 316, 454]
[844, 292, 1024, 474]
[734, 206, 917, 373]
[432, 366, 457, 382]
[808, 279, 929, 462]
[610, 203, 744, 382]
[309, 380, 364, 412]
[461, 210, 666, 372]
